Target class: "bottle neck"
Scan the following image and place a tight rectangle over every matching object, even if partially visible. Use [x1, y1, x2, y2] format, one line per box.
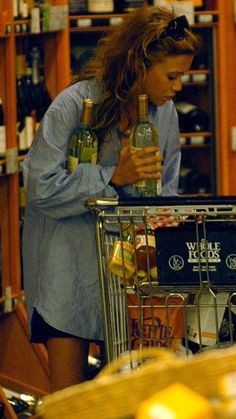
[138, 107, 149, 122]
[31, 47, 40, 85]
[138, 96, 149, 122]
[138, 115, 149, 123]
[81, 105, 93, 127]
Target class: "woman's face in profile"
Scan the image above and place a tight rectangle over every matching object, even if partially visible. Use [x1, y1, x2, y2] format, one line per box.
[143, 55, 194, 106]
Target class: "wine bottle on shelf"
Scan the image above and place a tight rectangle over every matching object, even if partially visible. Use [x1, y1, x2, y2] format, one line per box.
[30, 3, 41, 33]
[24, 64, 37, 147]
[69, 0, 88, 14]
[175, 101, 209, 133]
[121, 0, 144, 13]
[8, 396, 29, 415]
[31, 45, 40, 85]
[67, 99, 98, 173]
[178, 167, 211, 195]
[0, 98, 6, 159]
[16, 54, 34, 153]
[19, 0, 29, 19]
[87, 0, 115, 13]
[129, 93, 162, 197]
[192, 50, 208, 71]
[30, 46, 51, 129]
[16, 61, 28, 154]
[13, 0, 19, 19]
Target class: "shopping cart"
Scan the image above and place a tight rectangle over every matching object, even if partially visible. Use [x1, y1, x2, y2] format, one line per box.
[87, 196, 236, 364]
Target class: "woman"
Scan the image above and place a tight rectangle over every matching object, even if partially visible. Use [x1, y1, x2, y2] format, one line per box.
[22, 6, 201, 392]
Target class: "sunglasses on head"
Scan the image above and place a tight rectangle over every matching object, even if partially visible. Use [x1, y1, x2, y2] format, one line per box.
[160, 15, 191, 41]
[148, 15, 191, 52]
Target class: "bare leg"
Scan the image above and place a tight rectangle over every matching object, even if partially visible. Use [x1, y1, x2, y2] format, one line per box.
[47, 337, 89, 393]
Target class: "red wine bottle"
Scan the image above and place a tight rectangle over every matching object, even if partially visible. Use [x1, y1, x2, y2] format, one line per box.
[175, 102, 209, 133]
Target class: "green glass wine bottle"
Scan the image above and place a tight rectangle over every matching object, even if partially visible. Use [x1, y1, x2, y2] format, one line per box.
[129, 94, 162, 197]
[67, 98, 98, 173]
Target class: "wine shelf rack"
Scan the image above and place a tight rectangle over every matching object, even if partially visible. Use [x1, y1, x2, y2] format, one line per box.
[0, 1, 236, 416]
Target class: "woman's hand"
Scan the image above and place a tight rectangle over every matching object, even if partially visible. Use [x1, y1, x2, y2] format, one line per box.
[110, 145, 163, 187]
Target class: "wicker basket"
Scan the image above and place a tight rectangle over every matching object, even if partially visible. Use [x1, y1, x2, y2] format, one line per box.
[36, 345, 236, 419]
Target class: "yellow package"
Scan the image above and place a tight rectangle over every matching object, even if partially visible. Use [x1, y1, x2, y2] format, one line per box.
[136, 382, 214, 419]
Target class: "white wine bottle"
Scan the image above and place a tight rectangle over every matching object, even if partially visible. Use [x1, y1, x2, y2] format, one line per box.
[129, 94, 162, 197]
[67, 98, 98, 173]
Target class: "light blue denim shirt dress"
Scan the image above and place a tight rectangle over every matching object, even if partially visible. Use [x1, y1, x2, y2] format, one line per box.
[22, 78, 181, 341]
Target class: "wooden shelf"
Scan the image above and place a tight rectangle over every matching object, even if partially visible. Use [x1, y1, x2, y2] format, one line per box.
[70, 26, 112, 32]
[194, 10, 219, 16]
[69, 10, 220, 20]
[69, 13, 126, 20]
[0, 1, 236, 414]
[181, 143, 210, 149]
[69, 10, 219, 31]
[180, 132, 212, 137]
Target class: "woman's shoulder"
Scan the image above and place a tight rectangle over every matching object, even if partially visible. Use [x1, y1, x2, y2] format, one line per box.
[45, 78, 102, 122]
[57, 78, 101, 104]
[150, 100, 177, 123]
[157, 100, 177, 119]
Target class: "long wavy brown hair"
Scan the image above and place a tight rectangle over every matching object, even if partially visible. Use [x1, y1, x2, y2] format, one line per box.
[77, 6, 201, 131]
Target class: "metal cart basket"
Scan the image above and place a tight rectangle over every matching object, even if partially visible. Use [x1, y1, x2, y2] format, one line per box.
[87, 196, 236, 364]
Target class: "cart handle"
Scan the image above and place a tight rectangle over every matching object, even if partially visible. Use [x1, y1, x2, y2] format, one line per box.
[86, 195, 236, 209]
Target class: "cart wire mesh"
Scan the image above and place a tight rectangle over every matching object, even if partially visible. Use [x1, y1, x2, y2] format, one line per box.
[87, 196, 236, 364]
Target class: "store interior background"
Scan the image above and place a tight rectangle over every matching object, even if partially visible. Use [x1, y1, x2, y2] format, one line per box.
[1, 0, 236, 416]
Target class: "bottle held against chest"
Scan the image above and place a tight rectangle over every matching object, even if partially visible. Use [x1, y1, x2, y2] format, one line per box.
[129, 94, 162, 197]
[67, 98, 98, 173]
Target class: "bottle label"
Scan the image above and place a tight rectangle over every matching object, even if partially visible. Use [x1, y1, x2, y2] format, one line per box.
[0, 125, 6, 156]
[31, 7, 40, 34]
[68, 155, 79, 173]
[130, 145, 162, 193]
[18, 126, 28, 152]
[25, 116, 34, 148]
[80, 147, 97, 164]
[135, 233, 156, 250]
